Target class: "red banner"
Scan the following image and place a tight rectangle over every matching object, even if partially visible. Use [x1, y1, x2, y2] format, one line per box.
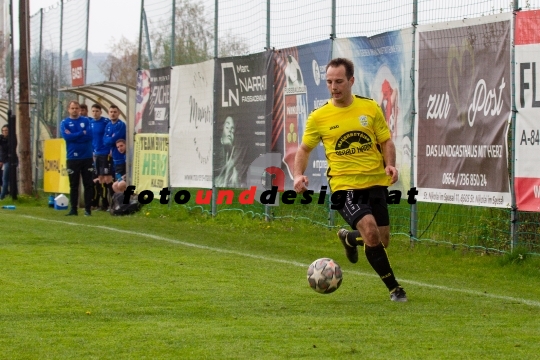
[515, 10, 540, 211]
[70, 58, 84, 87]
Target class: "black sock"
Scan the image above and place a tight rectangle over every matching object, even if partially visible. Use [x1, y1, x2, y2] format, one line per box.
[347, 230, 364, 246]
[106, 183, 114, 204]
[365, 243, 399, 291]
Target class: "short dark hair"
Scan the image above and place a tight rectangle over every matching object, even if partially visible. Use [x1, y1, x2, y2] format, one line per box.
[80, 104, 88, 110]
[91, 103, 102, 110]
[67, 100, 80, 109]
[326, 58, 354, 79]
[109, 104, 119, 110]
[116, 138, 126, 144]
[2, 125, 8, 130]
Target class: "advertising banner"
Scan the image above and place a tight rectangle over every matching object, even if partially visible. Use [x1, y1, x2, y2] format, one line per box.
[70, 58, 84, 87]
[132, 134, 169, 194]
[214, 51, 274, 188]
[138, 67, 171, 134]
[333, 30, 414, 194]
[515, 10, 540, 211]
[169, 60, 214, 188]
[135, 70, 149, 134]
[43, 139, 70, 194]
[272, 39, 332, 191]
[415, 14, 512, 207]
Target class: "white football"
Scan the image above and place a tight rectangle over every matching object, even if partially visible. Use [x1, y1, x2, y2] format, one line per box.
[307, 258, 343, 294]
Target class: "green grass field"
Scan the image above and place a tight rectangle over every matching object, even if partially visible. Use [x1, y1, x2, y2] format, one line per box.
[1, 197, 539, 359]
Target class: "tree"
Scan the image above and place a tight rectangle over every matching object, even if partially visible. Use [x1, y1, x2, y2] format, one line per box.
[19, 0, 32, 196]
[31, 50, 61, 136]
[0, 29, 8, 99]
[99, 0, 249, 83]
[149, 0, 249, 67]
[98, 36, 138, 87]
[217, 30, 249, 58]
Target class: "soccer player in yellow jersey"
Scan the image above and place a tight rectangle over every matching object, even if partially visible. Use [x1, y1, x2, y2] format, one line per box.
[293, 58, 407, 302]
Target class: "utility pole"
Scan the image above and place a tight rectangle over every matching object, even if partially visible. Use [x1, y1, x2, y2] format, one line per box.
[18, 0, 32, 195]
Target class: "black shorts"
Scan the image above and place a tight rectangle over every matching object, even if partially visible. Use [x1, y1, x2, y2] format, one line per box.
[95, 155, 113, 176]
[115, 163, 126, 179]
[335, 187, 390, 229]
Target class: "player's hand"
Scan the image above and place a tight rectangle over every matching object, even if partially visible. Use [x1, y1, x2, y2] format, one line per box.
[64, 129, 71, 134]
[294, 175, 309, 193]
[385, 165, 398, 184]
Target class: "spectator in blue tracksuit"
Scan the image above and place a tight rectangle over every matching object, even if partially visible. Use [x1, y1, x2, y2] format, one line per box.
[90, 103, 111, 210]
[60, 100, 94, 216]
[91, 104, 112, 181]
[112, 139, 127, 194]
[103, 104, 127, 184]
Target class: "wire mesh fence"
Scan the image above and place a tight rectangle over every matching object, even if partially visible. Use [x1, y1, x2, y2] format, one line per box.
[19, 0, 540, 256]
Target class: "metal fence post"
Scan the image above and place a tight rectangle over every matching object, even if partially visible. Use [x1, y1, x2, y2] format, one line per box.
[410, 0, 418, 245]
[171, 0, 175, 66]
[56, 1, 64, 138]
[34, 9, 44, 192]
[211, 0, 218, 217]
[510, 0, 520, 252]
[84, 0, 89, 84]
[264, 0, 271, 221]
[138, 0, 144, 70]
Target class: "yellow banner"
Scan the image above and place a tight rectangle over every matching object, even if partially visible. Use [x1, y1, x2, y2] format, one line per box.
[43, 139, 70, 193]
[132, 134, 169, 194]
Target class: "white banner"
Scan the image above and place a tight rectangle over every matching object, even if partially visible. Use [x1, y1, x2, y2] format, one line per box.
[169, 60, 214, 188]
[514, 10, 540, 211]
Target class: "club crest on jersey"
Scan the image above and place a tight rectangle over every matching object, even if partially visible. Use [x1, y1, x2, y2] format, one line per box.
[359, 115, 368, 127]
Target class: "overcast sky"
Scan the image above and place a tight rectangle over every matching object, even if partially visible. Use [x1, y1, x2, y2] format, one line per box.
[22, 0, 141, 53]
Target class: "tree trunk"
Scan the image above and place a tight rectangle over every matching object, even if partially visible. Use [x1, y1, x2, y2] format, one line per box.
[18, 0, 32, 195]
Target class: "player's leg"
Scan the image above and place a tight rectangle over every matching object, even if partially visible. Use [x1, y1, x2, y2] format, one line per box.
[0, 162, 9, 199]
[378, 226, 390, 248]
[337, 229, 364, 248]
[100, 183, 109, 210]
[66, 159, 81, 215]
[81, 158, 95, 216]
[336, 190, 369, 264]
[360, 187, 406, 301]
[104, 156, 115, 204]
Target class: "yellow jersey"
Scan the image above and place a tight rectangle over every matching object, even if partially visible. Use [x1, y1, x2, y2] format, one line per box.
[302, 95, 392, 191]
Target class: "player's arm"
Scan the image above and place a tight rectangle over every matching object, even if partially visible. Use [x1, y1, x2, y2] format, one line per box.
[380, 138, 398, 184]
[60, 121, 82, 141]
[102, 124, 115, 147]
[293, 143, 313, 193]
[77, 119, 93, 142]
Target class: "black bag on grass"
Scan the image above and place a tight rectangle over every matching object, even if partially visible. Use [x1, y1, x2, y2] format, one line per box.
[110, 192, 142, 216]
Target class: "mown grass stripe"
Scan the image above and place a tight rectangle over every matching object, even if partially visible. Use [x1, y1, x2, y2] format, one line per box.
[21, 214, 540, 308]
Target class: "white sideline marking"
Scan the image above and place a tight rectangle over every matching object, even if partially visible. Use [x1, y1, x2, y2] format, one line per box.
[19, 215, 540, 308]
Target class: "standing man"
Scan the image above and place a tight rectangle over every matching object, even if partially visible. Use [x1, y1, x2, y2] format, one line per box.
[103, 104, 126, 200]
[90, 103, 111, 210]
[80, 103, 89, 118]
[0, 125, 18, 200]
[90, 104, 112, 184]
[293, 58, 407, 302]
[60, 101, 94, 216]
